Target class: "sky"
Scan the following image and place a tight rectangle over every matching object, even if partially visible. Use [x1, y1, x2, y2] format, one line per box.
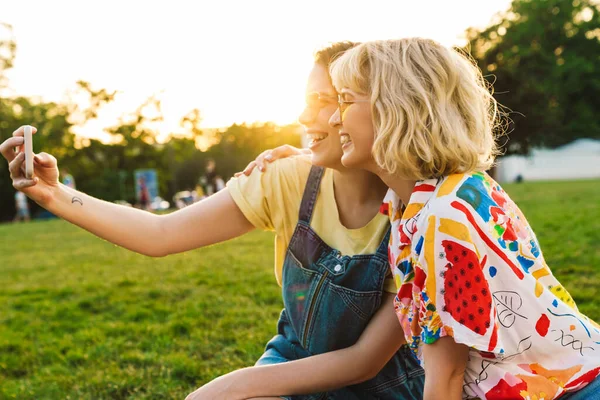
[1, 0, 512, 142]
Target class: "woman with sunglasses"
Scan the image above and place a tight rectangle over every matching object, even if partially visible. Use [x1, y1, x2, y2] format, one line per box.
[1, 42, 424, 400]
[324, 38, 600, 400]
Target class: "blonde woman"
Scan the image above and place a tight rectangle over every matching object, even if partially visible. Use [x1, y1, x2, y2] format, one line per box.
[325, 38, 600, 400]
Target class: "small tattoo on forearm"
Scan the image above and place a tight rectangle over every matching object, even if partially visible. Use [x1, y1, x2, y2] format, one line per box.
[72, 196, 83, 205]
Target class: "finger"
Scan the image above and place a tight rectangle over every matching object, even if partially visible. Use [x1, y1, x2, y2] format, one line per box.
[8, 152, 25, 179]
[256, 149, 272, 162]
[242, 161, 257, 176]
[12, 125, 38, 138]
[260, 151, 275, 166]
[13, 177, 38, 190]
[12, 125, 38, 155]
[34, 152, 57, 167]
[0, 136, 25, 163]
[255, 157, 266, 171]
[256, 150, 274, 171]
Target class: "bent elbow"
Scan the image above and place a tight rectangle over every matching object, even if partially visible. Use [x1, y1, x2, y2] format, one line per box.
[350, 363, 387, 386]
[364, 365, 385, 382]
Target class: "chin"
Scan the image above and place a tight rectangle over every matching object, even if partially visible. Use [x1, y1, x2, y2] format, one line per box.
[311, 155, 333, 168]
[311, 151, 343, 169]
[310, 152, 327, 167]
[340, 152, 367, 170]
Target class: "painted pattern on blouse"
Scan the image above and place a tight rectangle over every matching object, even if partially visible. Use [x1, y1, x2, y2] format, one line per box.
[381, 172, 600, 400]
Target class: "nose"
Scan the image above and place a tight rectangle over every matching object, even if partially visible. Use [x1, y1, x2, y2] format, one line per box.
[329, 108, 342, 129]
[298, 106, 317, 126]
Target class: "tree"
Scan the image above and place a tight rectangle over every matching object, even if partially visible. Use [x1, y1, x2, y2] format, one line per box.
[208, 122, 302, 179]
[465, 0, 600, 154]
[0, 21, 303, 220]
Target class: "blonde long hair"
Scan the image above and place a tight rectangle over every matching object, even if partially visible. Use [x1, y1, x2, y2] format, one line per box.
[330, 38, 502, 180]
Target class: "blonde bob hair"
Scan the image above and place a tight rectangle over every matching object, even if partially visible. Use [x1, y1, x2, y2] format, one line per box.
[330, 38, 501, 180]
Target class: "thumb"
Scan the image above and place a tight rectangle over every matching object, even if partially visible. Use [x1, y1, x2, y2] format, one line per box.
[34, 152, 57, 167]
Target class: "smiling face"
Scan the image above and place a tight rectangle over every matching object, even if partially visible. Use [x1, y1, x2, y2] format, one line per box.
[329, 39, 499, 180]
[298, 64, 345, 169]
[329, 89, 378, 172]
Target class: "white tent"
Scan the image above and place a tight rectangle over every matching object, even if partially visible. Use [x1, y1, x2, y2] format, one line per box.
[495, 139, 600, 183]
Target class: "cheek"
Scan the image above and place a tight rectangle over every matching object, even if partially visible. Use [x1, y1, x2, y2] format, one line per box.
[318, 105, 338, 125]
[357, 108, 374, 142]
[356, 121, 374, 148]
[362, 126, 375, 147]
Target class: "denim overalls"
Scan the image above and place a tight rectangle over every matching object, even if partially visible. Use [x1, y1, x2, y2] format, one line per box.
[256, 166, 425, 400]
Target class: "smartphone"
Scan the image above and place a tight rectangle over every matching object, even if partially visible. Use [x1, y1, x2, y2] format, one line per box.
[24, 125, 34, 179]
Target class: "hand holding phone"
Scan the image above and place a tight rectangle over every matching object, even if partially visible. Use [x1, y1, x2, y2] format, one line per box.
[24, 125, 34, 179]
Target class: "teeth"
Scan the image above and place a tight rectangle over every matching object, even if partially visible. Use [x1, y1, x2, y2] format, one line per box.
[307, 133, 327, 141]
[340, 135, 351, 145]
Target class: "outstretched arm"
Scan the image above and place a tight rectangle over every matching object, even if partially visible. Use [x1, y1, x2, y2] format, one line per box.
[51, 183, 254, 257]
[186, 293, 406, 400]
[1, 126, 254, 257]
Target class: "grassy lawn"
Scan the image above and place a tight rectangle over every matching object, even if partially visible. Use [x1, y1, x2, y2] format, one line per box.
[0, 179, 599, 399]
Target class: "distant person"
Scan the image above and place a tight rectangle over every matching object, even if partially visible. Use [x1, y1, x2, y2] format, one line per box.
[13, 190, 30, 222]
[174, 197, 186, 210]
[137, 177, 151, 211]
[194, 183, 205, 201]
[515, 174, 524, 183]
[202, 159, 217, 195]
[214, 175, 225, 192]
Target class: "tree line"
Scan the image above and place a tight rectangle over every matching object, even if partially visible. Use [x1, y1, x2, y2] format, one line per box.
[1, 0, 599, 220]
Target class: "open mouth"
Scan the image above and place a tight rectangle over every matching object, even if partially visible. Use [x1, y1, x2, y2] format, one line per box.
[307, 132, 327, 148]
[340, 133, 352, 148]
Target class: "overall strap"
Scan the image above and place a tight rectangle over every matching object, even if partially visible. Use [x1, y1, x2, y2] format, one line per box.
[376, 225, 392, 257]
[298, 166, 325, 224]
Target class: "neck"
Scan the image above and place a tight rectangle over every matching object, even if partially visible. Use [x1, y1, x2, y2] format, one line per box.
[331, 167, 387, 204]
[330, 165, 388, 229]
[377, 170, 417, 206]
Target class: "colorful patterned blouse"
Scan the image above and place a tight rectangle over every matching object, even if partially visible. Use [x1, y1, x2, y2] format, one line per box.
[382, 172, 600, 400]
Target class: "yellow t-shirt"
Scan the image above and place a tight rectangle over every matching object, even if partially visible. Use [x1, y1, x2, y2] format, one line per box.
[227, 155, 396, 293]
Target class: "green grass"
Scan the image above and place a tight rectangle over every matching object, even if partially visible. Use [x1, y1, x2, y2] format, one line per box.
[502, 179, 600, 316]
[0, 179, 599, 399]
[0, 223, 281, 399]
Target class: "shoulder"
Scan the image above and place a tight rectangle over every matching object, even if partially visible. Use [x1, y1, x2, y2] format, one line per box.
[420, 173, 491, 224]
[226, 154, 314, 203]
[410, 173, 492, 256]
[260, 154, 314, 191]
[268, 154, 313, 177]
